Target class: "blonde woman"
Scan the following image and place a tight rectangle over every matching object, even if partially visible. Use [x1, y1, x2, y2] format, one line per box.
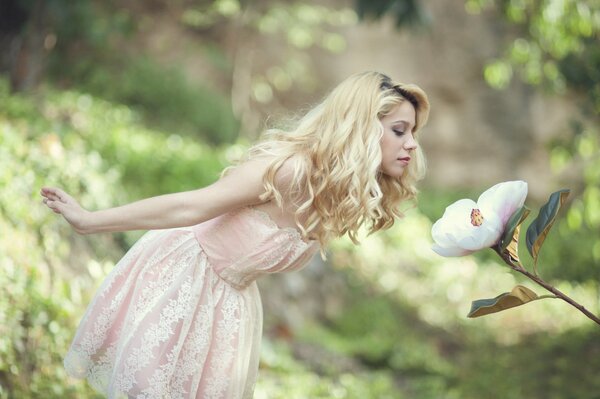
[40, 71, 430, 399]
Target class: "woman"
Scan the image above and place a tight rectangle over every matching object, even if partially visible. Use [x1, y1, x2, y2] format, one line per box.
[41, 71, 430, 398]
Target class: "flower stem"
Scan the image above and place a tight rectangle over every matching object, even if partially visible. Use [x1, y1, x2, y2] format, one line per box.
[495, 248, 600, 326]
[536, 294, 559, 300]
[517, 267, 600, 325]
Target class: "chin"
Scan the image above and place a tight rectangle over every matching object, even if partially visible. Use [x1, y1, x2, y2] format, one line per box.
[381, 168, 404, 179]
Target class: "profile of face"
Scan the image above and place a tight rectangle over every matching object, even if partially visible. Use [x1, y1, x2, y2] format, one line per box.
[378, 100, 418, 178]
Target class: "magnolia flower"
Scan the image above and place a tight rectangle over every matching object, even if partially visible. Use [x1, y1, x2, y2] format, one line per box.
[431, 181, 528, 257]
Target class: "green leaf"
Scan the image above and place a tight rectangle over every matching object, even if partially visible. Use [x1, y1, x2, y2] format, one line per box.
[467, 285, 539, 318]
[499, 206, 530, 256]
[525, 189, 570, 263]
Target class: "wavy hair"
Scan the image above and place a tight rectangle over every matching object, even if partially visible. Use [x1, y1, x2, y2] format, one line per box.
[224, 71, 430, 251]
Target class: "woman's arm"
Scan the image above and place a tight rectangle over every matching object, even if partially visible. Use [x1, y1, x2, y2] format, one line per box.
[41, 159, 273, 234]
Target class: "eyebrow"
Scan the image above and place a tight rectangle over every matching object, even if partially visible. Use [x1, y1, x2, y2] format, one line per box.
[391, 120, 415, 129]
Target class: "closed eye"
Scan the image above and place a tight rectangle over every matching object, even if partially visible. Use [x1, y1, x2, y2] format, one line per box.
[393, 129, 405, 136]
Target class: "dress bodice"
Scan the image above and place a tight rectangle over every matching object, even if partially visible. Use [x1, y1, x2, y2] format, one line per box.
[191, 207, 320, 289]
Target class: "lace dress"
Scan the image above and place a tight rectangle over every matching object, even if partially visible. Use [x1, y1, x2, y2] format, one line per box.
[64, 206, 320, 399]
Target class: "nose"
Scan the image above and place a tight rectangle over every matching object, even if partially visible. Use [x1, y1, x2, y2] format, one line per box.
[404, 134, 418, 151]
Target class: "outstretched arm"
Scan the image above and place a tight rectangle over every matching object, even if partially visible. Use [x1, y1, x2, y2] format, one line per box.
[41, 159, 272, 234]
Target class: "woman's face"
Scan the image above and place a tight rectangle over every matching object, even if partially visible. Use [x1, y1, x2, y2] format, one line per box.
[379, 101, 418, 178]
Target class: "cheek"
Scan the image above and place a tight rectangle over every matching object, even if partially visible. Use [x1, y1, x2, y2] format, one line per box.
[379, 135, 387, 151]
[381, 131, 394, 148]
[380, 140, 391, 158]
[382, 134, 400, 153]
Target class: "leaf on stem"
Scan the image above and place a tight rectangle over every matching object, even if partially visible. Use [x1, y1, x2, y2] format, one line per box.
[499, 206, 530, 263]
[525, 189, 570, 264]
[467, 285, 539, 318]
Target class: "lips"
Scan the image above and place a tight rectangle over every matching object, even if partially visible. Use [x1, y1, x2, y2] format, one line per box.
[397, 156, 411, 163]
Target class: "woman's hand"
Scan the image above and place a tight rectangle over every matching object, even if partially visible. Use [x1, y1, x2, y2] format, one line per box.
[40, 187, 94, 234]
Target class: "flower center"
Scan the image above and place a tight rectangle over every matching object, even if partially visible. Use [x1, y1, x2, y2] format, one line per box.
[470, 208, 484, 226]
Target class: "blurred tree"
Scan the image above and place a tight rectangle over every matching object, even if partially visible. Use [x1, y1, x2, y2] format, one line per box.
[0, 0, 239, 144]
[0, 0, 365, 142]
[0, 0, 117, 92]
[466, 0, 599, 109]
[178, 0, 361, 136]
[354, 0, 429, 27]
[0, 0, 47, 91]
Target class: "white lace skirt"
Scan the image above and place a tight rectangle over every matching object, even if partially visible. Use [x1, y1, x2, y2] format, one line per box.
[64, 228, 263, 399]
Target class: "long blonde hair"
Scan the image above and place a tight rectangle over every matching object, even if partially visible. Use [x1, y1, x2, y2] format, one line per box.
[224, 71, 430, 250]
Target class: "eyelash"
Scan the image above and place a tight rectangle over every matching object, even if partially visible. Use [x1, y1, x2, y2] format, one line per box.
[393, 129, 405, 136]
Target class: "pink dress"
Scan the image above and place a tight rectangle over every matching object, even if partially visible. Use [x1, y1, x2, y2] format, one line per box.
[64, 206, 320, 399]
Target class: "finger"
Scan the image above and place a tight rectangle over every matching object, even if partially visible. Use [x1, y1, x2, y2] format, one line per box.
[41, 192, 58, 201]
[46, 200, 63, 213]
[53, 188, 72, 203]
[41, 187, 68, 203]
[41, 187, 58, 200]
[41, 187, 56, 195]
[42, 192, 59, 202]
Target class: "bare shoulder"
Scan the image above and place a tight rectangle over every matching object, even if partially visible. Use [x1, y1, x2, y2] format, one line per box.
[197, 158, 272, 216]
[226, 157, 272, 176]
[271, 154, 307, 193]
[191, 155, 309, 224]
[243, 154, 310, 222]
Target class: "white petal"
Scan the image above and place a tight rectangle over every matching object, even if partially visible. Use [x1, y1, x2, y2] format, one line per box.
[432, 243, 474, 257]
[479, 213, 503, 247]
[435, 199, 477, 228]
[477, 181, 528, 226]
[455, 213, 503, 250]
[481, 230, 503, 248]
[457, 226, 499, 250]
[431, 199, 477, 247]
[431, 227, 456, 248]
[441, 198, 478, 217]
[432, 220, 464, 247]
[457, 230, 490, 250]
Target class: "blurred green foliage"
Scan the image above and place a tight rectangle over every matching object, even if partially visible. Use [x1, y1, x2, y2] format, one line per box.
[540, 121, 600, 283]
[37, 87, 228, 200]
[355, 0, 429, 28]
[0, 79, 119, 398]
[5, 74, 596, 398]
[0, 78, 228, 397]
[2, 1, 600, 397]
[257, 338, 401, 399]
[33, 0, 133, 48]
[465, 0, 600, 284]
[1, 78, 418, 397]
[457, 325, 600, 399]
[10, 0, 240, 144]
[296, 285, 458, 399]
[325, 215, 600, 399]
[181, 0, 358, 107]
[467, 0, 599, 100]
[55, 56, 240, 145]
